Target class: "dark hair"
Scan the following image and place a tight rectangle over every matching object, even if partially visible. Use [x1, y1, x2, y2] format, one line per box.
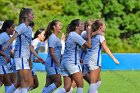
[91, 20, 103, 32]
[33, 28, 45, 40]
[0, 20, 14, 34]
[29, 21, 34, 28]
[19, 8, 32, 25]
[65, 19, 81, 40]
[45, 20, 59, 40]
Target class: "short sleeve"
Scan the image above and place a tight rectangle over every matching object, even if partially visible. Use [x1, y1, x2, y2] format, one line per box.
[99, 35, 105, 43]
[16, 23, 26, 35]
[0, 34, 5, 45]
[71, 32, 86, 46]
[31, 40, 38, 50]
[81, 31, 86, 39]
[48, 35, 56, 48]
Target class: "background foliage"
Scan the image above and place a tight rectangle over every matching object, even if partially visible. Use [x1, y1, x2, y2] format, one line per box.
[0, 0, 140, 52]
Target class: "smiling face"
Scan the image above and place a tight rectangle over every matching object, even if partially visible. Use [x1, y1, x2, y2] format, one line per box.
[76, 21, 84, 33]
[54, 21, 62, 33]
[38, 31, 45, 42]
[26, 11, 34, 23]
[7, 24, 15, 35]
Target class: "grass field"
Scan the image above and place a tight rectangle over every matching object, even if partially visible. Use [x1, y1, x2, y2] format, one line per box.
[0, 70, 140, 93]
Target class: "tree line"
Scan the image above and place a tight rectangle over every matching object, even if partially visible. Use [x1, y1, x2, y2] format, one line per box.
[0, 0, 140, 52]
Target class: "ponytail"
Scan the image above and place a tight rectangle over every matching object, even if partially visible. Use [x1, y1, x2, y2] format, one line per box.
[19, 8, 32, 25]
[45, 20, 59, 40]
[91, 20, 103, 32]
[65, 19, 81, 40]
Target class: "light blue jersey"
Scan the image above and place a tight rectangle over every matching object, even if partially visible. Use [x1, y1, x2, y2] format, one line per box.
[46, 34, 62, 67]
[84, 35, 105, 68]
[0, 32, 12, 66]
[45, 34, 62, 75]
[61, 32, 86, 76]
[62, 32, 86, 64]
[14, 23, 32, 59]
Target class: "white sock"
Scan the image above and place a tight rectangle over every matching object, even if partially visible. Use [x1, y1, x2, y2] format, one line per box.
[54, 88, 66, 93]
[77, 87, 83, 93]
[42, 83, 57, 93]
[5, 84, 16, 93]
[67, 87, 73, 93]
[13, 88, 21, 93]
[28, 87, 33, 91]
[88, 83, 97, 93]
[5, 85, 11, 92]
[21, 88, 28, 93]
[96, 81, 101, 89]
[88, 90, 98, 93]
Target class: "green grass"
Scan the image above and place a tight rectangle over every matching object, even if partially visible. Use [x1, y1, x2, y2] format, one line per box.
[0, 71, 140, 93]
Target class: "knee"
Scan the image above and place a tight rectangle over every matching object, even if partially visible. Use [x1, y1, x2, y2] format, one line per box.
[76, 83, 83, 88]
[64, 85, 71, 92]
[65, 87, 71, 92]
[55, 81, 62, 88]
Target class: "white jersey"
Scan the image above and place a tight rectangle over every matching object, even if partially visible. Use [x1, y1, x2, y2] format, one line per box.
[0, 32, 12, 66]
[62, 32, 86, 65]
[31, 38, 42, 61]
[46, 34, 62, 67]
[14, 23, 32, 59]
[84, 35, 105, 66]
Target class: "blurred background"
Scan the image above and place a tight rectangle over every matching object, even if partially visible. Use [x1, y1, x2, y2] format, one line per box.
[0, 0, 140, 53]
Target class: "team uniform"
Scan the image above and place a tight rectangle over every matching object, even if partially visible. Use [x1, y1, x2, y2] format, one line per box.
[61, 32, 86, 76]
[31, 38, 42, 76]
[80, 31, 90, 75]
[14, 23, 32, 70]
[83, 35, 105, 71]
[0, 32, 12, 74]
[45, 34, 62, 75]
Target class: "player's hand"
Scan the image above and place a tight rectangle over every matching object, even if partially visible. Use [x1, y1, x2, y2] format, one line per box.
[2, 45, 8, 51]
[38, 57, 44, 63]
[3, 55, 10, 64]
[57, 62, 61, 67]
[113, 58, 120, 65]
[80, 59, 83, 63]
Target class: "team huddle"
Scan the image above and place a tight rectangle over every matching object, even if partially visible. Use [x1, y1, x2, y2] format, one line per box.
[0, 8, 119, 93]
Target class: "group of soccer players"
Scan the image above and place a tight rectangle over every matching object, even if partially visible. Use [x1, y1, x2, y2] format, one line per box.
[0, 8, 119, 93]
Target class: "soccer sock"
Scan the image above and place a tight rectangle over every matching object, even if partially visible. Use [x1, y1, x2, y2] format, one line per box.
[42, 83, 57, 93]
[67, 87, 74, 93]
[96, 80, 101, 89]
[21, 88, 28, 93]
[88, 83, 97, 93]
[77, 87, 83, 93]
[5, 84, 16, 93]
[28, 87, 33, 91]
[54, 88, 66, 93]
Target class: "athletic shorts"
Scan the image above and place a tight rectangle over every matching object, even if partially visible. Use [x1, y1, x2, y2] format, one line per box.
[61, 59, 82, 76]
[14, 57, 30, 70]
[0, 65, 11, 74]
